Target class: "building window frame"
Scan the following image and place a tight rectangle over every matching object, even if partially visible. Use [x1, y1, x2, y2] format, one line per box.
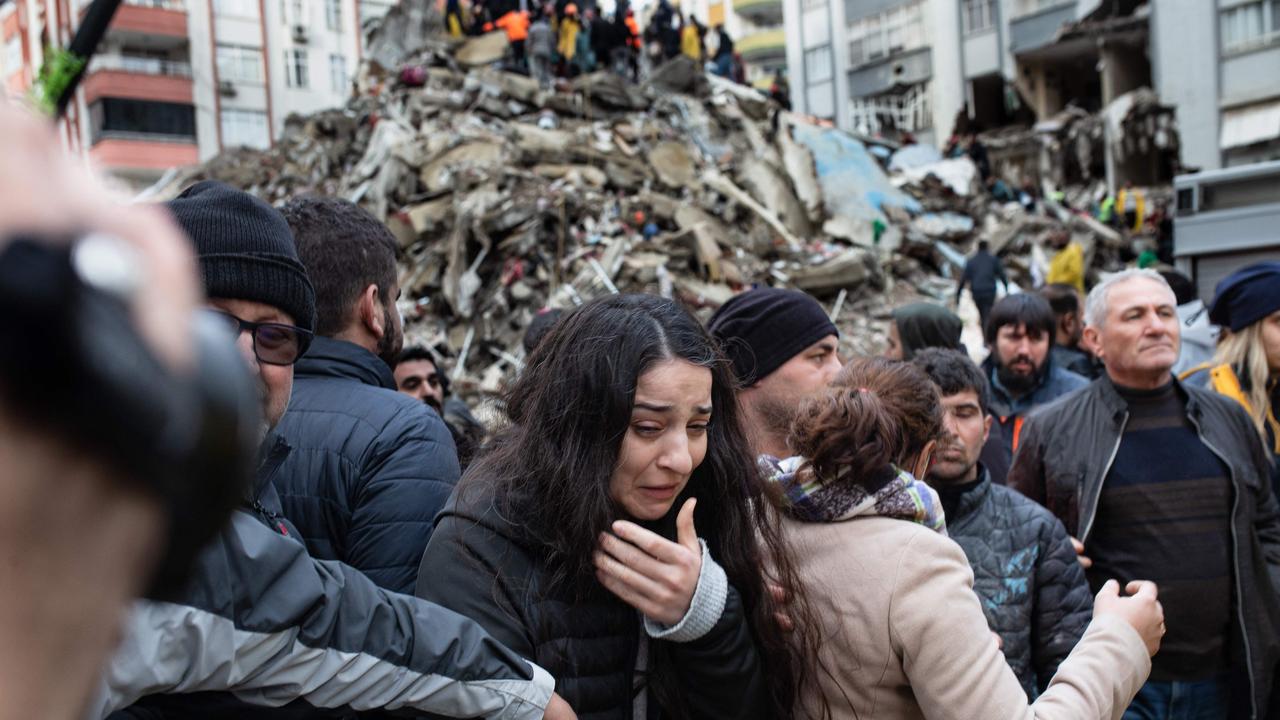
[325, 0, 342, 31]
[284, 48, 309, 89]
[212, 0, 259, 18]
[219, 108, 271, 149]
[329, 52, 347, 94]
[1220, 0, 1280, 55]
[962, 0, 997, 35]
[847, 2, 924, 67]
[803, 44, 832, 83]
[216, 43, 264, 84]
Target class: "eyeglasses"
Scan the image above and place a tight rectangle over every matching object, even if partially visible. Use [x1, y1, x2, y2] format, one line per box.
[205, 310, 313, 366]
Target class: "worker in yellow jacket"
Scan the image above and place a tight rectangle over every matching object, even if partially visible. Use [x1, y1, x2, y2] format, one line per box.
[558, 4, 580, 65]
[680, 16, 701, 60]
[1045, 230, 1084, 295]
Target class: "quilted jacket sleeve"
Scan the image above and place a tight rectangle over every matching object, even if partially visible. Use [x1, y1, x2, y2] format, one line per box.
[350, 404, 462, 594]
[1031, 516, 1093, 690]
[665, 582, 771, 720]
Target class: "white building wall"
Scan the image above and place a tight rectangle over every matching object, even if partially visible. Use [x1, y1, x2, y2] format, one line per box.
[1151, 0, 1221, 170]
[929, 0, 963, 143]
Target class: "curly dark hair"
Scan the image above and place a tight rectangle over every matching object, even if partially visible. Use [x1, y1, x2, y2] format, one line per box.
[790, 356, 943, 487]
[463, 293, 822, 719]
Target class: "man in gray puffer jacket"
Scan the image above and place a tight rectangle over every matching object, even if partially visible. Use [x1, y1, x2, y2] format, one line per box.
[914, 348, 1092, 698]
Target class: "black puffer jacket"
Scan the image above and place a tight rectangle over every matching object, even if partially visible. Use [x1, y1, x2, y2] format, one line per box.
[416, 486, 773, 720]
[274, 336, 461, 594]
[941, 467, 1092, 698]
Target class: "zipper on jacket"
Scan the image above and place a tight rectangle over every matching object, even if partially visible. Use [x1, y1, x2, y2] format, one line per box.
[252, 500, 292, 538]
[1080, 410, 1128, 544]
[1187, 412, 1258, 720]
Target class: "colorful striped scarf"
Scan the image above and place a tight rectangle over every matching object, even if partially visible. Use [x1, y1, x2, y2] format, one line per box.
[759, 455, 946, 534]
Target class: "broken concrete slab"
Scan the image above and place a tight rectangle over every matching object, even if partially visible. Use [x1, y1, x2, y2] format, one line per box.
[455, 31, 509, 67]
[649, 141, 699, 189]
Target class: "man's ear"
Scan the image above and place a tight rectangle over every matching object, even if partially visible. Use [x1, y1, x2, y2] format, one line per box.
[982, 413, 992, 444]
[357, 284, 384, 340]
[1082, 325, 1102, 359]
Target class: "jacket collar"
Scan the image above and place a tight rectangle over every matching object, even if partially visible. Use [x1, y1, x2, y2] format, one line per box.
[251, 433, 293, 505]
[1095, 371, 1200, 423]
[945, 464, 992, 529]
[293, 335, 396, 390]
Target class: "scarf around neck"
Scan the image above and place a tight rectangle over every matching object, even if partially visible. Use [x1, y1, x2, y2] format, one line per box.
[760, 455, 946, 534]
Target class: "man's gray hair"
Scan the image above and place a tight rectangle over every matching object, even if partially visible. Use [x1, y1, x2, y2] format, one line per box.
[1083, 268, 1173, 328]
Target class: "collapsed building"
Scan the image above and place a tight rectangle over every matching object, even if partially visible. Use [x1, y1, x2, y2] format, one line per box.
[153, 0, 1145, 402]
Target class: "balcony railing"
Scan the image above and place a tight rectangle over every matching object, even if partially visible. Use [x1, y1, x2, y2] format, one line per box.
[92, 54, 192, 77]
[738, 28, 786, 61]
[123, 0, 186, 9]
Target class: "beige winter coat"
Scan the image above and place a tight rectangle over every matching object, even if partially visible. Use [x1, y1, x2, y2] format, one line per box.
[784, 514, 1151, 720]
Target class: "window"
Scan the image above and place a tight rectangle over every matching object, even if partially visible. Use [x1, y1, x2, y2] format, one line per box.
[325, 0, 342, 31]
[90, 98, 195, 140]
[329, 53, 347, 93]
[804, 45, 832, 83]
[801, 0, 826, 10]
[1220, 0, 1280, 54]
[213, 0, 259, 18]
[284, 48, 308, 88]
[281, 0, 305, 24]
[216, 44, 263, 83]
[847, 2, 923, 66]
[220, 109, 270, 149]
[963, 0, 996, 34]
[4, 35, 22, 76]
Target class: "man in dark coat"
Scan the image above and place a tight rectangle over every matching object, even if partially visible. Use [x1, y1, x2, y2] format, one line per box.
[274, 196, 460, 595]
[914, 348, 1091, 698]
[1009, 269, 1280, 718]
[957, 239, 1008, 331]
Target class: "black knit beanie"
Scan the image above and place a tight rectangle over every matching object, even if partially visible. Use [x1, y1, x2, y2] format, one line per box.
[166, 180, 316, 333]
[709, 287, 838, 386]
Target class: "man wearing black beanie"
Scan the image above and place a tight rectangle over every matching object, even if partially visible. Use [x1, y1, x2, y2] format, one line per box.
[101, 181, 571, 720]
[709, 287, 842, 458]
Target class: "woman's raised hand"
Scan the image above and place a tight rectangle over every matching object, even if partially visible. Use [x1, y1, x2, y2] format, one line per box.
[594, 498, 703, 626]
[1093, 579, 1165, 656]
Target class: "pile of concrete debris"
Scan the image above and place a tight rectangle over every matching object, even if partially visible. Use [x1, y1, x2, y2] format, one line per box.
[155, 4, 1140, 398]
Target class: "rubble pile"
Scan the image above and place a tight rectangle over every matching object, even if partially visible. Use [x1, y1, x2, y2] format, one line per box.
[158, 8, 1142, 399]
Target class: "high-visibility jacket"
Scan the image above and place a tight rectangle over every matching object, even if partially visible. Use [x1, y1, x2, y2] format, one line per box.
[625, 15, 640, 47]
[557, 17, 580, 59]
[680, 24, 701, 59]
[1181, 362, 1280, 457]
[494, 10, 530, 42]
[1116, 187, 1146, 232]
[1046, 242, 1085, 295]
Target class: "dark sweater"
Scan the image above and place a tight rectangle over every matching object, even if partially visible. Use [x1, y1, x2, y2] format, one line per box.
[1086, 381, 1233, 681]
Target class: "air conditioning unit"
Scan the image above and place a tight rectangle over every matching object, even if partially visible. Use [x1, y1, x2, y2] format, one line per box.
[218, 79, 237, 97]
[291, 24, 309, 43]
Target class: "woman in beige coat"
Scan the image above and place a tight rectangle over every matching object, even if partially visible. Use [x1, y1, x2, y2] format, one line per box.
[765, 357, 1165, 720]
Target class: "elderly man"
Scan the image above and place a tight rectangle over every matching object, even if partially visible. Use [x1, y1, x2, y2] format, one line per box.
[1009, 269, 1280, 719]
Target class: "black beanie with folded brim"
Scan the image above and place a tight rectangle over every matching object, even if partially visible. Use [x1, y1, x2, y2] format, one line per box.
[166, 180, 316, 333]
[709, 287, 838, 386]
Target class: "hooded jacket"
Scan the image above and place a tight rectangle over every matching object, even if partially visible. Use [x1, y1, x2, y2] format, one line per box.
[1008, 375, 1280, 718]
[941, 466, 1093, 697]
[273, 336, 460, 594]
[96, 436, 553, 719]
[891, 303, 963, 360]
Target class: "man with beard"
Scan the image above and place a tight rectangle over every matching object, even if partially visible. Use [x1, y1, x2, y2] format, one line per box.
[979, 293, 1088, 484]
[913, 348, 1091, 698]
[709, 287, 842, 458]
[274, 196, 459, 594]
[393, 345, 488, 470]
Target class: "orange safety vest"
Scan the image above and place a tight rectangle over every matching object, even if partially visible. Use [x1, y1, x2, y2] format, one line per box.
[493, 10, 530, 41]
[625, 16, 640, 47]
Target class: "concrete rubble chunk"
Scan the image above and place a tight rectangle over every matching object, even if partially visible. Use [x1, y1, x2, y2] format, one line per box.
[648, 141, 699, 189]
[456, 31, 510, 67]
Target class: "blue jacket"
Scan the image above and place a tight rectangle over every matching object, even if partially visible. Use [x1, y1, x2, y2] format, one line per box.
[273, 336, 461, 594]
[981, 357, 1088, 484]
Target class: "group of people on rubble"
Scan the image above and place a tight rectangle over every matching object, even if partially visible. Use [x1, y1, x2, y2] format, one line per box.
[5, 97, 1280, 720]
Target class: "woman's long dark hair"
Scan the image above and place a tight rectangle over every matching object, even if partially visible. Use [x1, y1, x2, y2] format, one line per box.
[463, 293, 820, 718]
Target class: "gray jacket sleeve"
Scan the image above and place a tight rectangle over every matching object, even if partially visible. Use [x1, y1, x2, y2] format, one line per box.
[91, 511, 552, 719]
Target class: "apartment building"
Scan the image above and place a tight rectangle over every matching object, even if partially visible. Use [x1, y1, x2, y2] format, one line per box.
[782, 0, 1279, 171]
[0, 0, 394, 189]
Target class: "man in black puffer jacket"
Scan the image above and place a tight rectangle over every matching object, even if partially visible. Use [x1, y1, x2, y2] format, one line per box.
[914, 349, 1091, 698]
[274, 196, 460, 594]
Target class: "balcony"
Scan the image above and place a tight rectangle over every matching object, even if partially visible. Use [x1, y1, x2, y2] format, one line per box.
[89, 135, 198, 171]
[733, 0, 783, 25]
[738, 28, 786, 63]
[84, 54, 193, 105]
[1009, 1, 1075, 55]
[82, 0, 188, 39]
